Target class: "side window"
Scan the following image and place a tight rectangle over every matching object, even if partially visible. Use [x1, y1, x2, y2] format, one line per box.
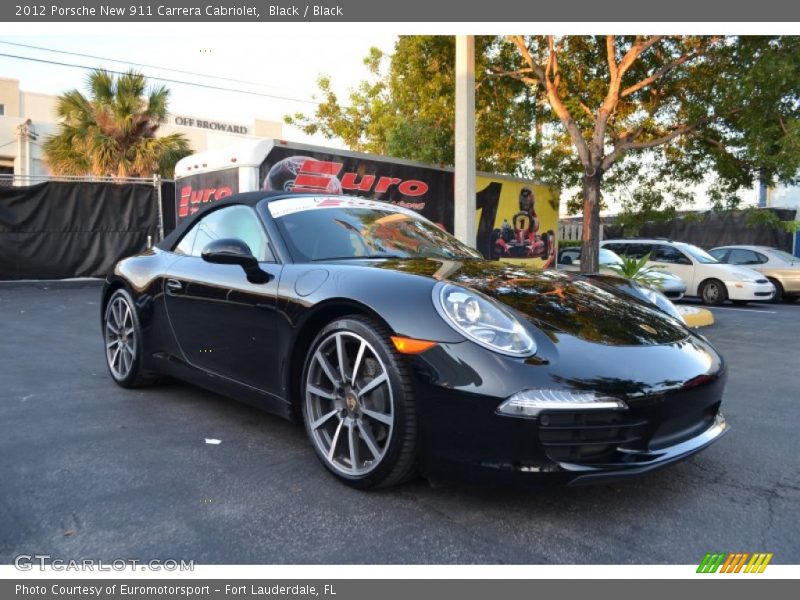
[708, 248, 729, 262]
[653, 245, 691, 264]
[172, 205, 273, 261]
[729, 249, 761, 265]
[614, 243, 652, 259]
[754, 252, 769, 264]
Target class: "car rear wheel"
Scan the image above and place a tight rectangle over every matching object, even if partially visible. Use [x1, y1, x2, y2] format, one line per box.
[700, 279, 728, 306]
[103, 289, 158, 388]
[301, 316, 418, 489]
[768, 278, 784, 303]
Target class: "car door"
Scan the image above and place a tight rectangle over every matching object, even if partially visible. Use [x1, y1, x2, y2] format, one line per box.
[164, 204, 283, 396]
[650, 244, 696, 292]
[727, 248, 768, 276]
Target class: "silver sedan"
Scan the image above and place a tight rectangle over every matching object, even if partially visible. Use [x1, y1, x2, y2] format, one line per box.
[559, 248, 687, 299]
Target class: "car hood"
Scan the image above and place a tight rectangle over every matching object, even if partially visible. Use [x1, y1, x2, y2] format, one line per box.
[352, 258, 689, 346]
[707, 263, 764, 280]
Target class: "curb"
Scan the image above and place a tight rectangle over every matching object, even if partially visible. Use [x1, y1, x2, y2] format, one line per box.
[0, 278, 104, 290]
[677, 305, 715, 328]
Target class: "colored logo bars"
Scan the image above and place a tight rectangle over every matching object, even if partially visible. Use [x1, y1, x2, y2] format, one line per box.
[697, 553, 773, 573]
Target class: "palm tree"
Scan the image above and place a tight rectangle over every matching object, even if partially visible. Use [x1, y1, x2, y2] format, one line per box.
[43, 69, 191, 178]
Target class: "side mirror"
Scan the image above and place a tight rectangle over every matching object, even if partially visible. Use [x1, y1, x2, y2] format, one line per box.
[201, 238, 270, 284]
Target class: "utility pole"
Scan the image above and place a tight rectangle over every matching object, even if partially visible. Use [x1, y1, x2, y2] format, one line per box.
[454, 35, 476, 247]
[15, 119, 37, 185]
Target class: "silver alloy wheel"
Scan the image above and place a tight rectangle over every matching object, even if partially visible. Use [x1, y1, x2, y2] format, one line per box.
[105, 296, 136, 380]
[704, 282, 720, 303]
[305, 331, 394, 477]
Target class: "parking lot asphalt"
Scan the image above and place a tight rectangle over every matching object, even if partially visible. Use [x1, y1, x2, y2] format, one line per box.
[1, 283, 798, 565]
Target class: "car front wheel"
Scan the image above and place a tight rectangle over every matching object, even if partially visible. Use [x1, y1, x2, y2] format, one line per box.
[700, 279, 728, 306]
[301, 316, 418, 489]
[768, 278, 784, 303]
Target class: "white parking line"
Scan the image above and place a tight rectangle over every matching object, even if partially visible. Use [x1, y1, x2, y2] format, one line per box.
[704, 306, 777, 314]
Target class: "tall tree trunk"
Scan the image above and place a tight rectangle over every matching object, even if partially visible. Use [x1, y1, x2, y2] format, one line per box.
[580, 172, 602, 273]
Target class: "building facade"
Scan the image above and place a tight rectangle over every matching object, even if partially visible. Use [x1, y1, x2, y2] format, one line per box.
[0, 77, 282, 182]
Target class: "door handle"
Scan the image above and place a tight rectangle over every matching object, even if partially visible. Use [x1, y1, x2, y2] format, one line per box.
[166, 279, 183, 293]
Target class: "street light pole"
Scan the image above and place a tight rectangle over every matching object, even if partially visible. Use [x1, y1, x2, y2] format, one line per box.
[454, 35, 476, 248]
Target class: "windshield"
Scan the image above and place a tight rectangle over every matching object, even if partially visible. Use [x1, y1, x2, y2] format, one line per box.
[767, 249, 799, 263]
[677, 243, 719, 264]
[268, 198, 483, 263]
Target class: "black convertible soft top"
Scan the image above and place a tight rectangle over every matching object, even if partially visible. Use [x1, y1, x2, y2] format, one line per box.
[157, 191, 308, 251]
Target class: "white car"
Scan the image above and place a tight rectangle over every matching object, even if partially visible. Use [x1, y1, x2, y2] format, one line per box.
[601, 239, 775, 305]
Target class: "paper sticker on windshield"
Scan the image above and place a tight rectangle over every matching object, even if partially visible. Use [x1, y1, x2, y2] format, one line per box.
[268, 196, 423, 220]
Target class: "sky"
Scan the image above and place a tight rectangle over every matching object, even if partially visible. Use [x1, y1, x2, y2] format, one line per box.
[0, 30, 397, 147]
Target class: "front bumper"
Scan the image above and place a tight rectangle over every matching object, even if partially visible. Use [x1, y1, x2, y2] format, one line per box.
[724, 280, 775, 301]
[659, 280, 687, 300]
[410, 332, 728, 486]
[564, 414, 728, 485]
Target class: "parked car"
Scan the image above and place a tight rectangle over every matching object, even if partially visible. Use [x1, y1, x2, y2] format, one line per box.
[102, 194, 728, 488]
[708, 245, 800, 303]
[601, 239, 774, 305]
[559, 247, 687, 300]
[557, 246, 581, 265]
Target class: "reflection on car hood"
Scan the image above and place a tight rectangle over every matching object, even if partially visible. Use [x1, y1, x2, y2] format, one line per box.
[360, 258, 689, 346]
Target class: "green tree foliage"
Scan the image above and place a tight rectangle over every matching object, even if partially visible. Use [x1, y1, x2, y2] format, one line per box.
[288, 36, 800, 273]
[43, 69, 191, 178]
[506, 35, 800, 271]
[286, 36, 539, 175]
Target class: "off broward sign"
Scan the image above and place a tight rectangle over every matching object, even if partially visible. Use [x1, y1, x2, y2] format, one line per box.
[173, 115, 249, 135]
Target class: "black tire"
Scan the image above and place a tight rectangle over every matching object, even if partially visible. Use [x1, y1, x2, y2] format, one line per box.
[301, 316, 418, 489]
[103, 288, 160, 388]
[768, 278, 784, 303]
[700, 279, 728, 306]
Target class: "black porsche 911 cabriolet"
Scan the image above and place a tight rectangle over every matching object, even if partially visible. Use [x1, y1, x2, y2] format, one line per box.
[102, 192, 728, 488]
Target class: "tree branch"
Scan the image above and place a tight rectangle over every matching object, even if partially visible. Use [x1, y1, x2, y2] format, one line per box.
[617, 36, 664, 78]
[601, 113, 713, 171]
[509, 35, 590, 166]
[624, 122, 700, 150]
[485, 66, 539, 87]
[621, 37, 722, 98]
[606, 35, 618, 80]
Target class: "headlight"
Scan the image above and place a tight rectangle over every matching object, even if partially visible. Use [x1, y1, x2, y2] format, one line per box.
[433, 282, 536, 357]
[497, 389, 627, 418]
[731, 272, 757, 283]
[634, 284, 684, 322]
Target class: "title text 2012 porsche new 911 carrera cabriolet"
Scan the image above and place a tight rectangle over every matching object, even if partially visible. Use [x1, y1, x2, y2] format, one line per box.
[102, 192, 728, 488]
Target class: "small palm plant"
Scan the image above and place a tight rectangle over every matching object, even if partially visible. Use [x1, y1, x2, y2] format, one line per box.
[605, 252, 665, 290]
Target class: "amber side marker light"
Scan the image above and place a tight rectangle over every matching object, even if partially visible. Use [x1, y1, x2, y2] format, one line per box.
[391, 336, 437, 354]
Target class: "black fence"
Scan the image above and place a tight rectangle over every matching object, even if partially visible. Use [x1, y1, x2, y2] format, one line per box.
[603, 208, 797, 252]
[0, 179, 174, 280]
